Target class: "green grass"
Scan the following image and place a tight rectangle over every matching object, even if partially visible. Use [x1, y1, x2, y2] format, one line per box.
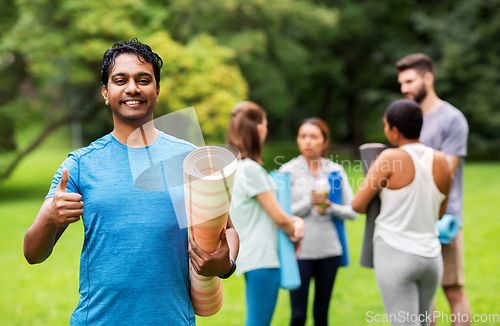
[1, 130, 499, 325]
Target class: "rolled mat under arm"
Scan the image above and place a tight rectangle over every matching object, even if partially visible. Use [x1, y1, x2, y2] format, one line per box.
[328, 171, 350, 267]
[359, 143, 388, 269]
[269, 171, 301, 290]
[183, 146, 237, 317]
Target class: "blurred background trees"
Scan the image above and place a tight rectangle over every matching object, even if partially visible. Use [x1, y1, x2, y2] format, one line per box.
[0, 0, 247, 180]
[1, 0, 500, 182]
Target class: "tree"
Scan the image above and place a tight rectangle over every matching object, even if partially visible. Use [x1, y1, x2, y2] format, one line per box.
[0, 0, 247, 182]
[165, 0, 340, 140]
[2, 0, 499, 185]
[411, 0, 500, 159]
[164, 0, 500, 159]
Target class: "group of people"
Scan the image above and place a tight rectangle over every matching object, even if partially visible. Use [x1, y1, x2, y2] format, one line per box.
[228, 103, 356, 326]
[23, 39, 469, 326]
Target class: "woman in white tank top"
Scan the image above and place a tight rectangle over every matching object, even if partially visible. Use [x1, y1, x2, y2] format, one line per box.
[352, 99, 451, 326]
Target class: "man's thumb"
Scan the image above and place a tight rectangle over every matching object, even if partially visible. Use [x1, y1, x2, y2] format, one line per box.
[220, 228, 228, 247]
[57, 168, 69, 192]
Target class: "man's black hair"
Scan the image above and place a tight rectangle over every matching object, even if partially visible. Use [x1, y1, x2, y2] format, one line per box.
[101, 38, 163, 88]
[385, 99, 423, 139]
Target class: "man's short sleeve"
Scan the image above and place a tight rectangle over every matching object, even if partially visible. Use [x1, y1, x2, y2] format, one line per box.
[243, 160, 273, 198]
[441, 112, 469, 158]
[46, 153, 80, 199]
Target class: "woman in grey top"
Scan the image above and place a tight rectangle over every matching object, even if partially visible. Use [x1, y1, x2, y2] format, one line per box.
[279, 118, 356, 326]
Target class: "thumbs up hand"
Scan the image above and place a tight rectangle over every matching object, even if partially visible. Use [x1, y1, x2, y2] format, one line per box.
[49, 168, 84, 227]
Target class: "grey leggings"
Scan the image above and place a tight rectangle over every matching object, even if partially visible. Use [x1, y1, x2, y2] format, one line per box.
[374, 237, 443, 326]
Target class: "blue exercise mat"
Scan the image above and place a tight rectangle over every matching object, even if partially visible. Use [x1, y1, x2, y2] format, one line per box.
[435, 214, 459, 244]
[269, 171, 301, 290]
[328, 172, 350, 267]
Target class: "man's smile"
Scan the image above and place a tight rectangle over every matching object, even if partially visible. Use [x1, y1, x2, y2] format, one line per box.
[121, 99, 145, 106]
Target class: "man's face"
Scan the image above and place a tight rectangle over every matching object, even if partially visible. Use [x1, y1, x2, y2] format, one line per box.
[101, 53, 159, 124]
[398, 68, 427, 103]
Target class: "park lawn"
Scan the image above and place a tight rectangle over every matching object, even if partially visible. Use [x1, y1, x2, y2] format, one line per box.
[0, 129, 499, 325]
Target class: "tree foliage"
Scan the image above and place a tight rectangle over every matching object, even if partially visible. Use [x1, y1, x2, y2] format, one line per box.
[0, 0, 247, 181]
[166, 0, 340, 140]
[1, 0, 500, 182]
[411, 0, 500, 159]
[165, 0, 500, 158]
[150, 32, 247, 143]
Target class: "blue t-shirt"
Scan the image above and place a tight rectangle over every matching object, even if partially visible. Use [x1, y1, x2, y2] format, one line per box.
[46, 132, 196, 325]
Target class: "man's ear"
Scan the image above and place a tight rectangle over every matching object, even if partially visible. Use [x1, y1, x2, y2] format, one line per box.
[101, 85, 109, 106]
[423, 72, 435, 88]
[156, 85, 160, 102]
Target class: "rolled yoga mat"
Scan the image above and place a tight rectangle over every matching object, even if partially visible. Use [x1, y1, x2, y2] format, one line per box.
[436, 214, 459, 244]
[328, 171, 350, 267]
[359, 143, 388, 268]
[269, 171, 301, 290]
[183, 146, 238, 317]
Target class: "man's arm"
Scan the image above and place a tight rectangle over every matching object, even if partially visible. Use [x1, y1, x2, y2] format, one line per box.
[188, 216, 240, 278]
[445, 154, 460, 180]
[24, 168, 83, 264]
[434, 151, 452, 219]
[440, 111, 468, 180]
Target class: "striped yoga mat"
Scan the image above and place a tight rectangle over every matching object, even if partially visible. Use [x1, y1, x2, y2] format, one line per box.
[183, 146, 238, 316]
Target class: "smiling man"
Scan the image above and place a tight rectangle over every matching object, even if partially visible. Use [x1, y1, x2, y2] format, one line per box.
[23, 39, 238, 325]
[396, 53, 470, 326]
